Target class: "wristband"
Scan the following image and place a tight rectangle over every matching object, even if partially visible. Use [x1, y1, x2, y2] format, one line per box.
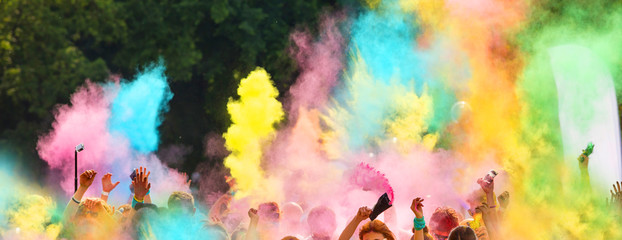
[134, 196, 144, 203]
[132, 197, 137, 208]
[146, 189, 150, 195]
[414, 217, 426, 231]
[71, 197, 80, 204]
[132, 196, 143, 208]
[101, 191, 109, 196]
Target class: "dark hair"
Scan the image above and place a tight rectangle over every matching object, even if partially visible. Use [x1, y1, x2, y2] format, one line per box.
[448, 226, 477, 240]
[281, 236, 300, 240]
[359, 219, 395, 240]
[134, 202, 159, 212]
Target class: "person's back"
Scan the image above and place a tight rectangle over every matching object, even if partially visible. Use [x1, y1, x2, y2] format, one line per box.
[448, 226, 477, 240]
[205, 223, 231, 240]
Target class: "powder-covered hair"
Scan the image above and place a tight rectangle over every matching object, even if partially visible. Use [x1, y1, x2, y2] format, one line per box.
[359, 219, 395, 240]
[430, 207, 463, 233]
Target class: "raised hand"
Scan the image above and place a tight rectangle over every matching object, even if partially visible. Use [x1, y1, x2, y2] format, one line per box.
[410, 197, 425, 218]
[579, 154, 590, 171]
[497, 191, 510, 209]
[610, 181, 622, 207]
[210, 216, 222, 224]
[79, 170, 97, 188]
[248, 208, 259, 222]
[132, 167, 151, 201]
[181, 172, 192, 188]
[475, 203, 491, 218]
[355, 206, 372, 222]
[102, 173, 120, 193]
[477, 177, 494, 194]
[338, 206, 373, 240]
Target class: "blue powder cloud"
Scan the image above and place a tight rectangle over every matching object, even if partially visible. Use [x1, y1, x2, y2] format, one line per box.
[109, 61, 173, 153]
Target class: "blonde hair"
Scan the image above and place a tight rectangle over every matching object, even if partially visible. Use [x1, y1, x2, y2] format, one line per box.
[359, 219, 395, 240]
[77, 198, 113, 216]
[167, 191, 195, 213]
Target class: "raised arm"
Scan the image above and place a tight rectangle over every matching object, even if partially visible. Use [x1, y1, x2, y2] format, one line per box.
[63, 170, 97, 221]
[609, 181, 622, 212]
[131, 167, 151, 209]
[100, 173, 120, 202]
[411, 197, 425, 240]
[338, 206, 371, 240]
[579, 154, 591, 187]
[475, 203, 500, 240]
[245, 208, 260, 240]
[496, 191, 510, 219]
[208, 193, 233, 223]
[477, 176, 496, 210]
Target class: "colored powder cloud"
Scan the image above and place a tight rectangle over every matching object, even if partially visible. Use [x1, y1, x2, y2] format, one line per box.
[37, 62, 188, 206]
[0, 159, 63, 240]
[16, 0, 622, 239]
[288, 13, 346, 113]
[223, 67, 284, 199]
[109, 61, 173, 153]
[36, 81, 117, 193]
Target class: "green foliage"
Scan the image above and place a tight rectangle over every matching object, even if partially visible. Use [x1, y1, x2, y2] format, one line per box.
[0, 0, 336, 178]
[0, 0, 116, 172]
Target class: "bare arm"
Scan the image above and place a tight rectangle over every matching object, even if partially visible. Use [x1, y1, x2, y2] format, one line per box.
[476, 204, 500, 240]
[63, 170, 97, 221]
[496, 191, 509, 219]
[245, 208, 259, 240]
[208, 193, 232, 222]
[100, 173, 120, 202]
[411, 198, 425, 240]
[579, 154, 591, 187]
[339, 207, 371, 240]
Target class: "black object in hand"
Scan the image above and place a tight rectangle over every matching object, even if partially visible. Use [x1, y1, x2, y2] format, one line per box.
[369, 193, 392, 220]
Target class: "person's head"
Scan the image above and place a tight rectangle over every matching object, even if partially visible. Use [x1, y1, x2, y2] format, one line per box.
[117, 204, 132, 217]
[307, 206, 337, 238]
[167, 191, 196, 215]
[258, 202, 280, 223]
[282, 202, 303, 224]
[75, 198, 114, 221]
[429, 207, 463, 240]
[359, 219, 395, 240]
[281, 236, 300, 240]
[73, 198, 116, 239]
[130, 207, 159, 239]
[448, 226, 477, 240]
[135, 202, 159, 212]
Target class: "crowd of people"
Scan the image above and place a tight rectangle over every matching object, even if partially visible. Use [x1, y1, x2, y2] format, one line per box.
[54, 153, 619, 240]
